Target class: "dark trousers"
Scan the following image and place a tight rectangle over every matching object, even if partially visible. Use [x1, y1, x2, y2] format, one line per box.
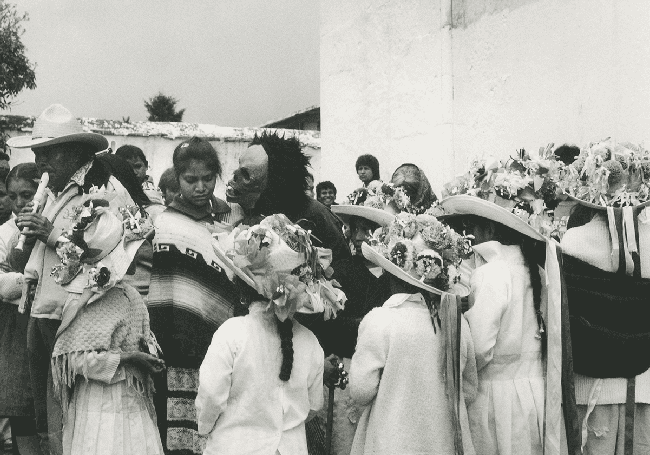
[26, 317, 62, 455]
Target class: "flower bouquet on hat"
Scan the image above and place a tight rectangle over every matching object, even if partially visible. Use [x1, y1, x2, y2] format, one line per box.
[213, 214, 347, 321]
[346, 180, 425, 215]
[51, 194, 154, 304]
[442, 145, 565, 239]
[364, 211, 473, 296]
[558, 138, 650, 208]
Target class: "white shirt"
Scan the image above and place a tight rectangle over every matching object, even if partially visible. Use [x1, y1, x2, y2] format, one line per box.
[196, 303, 324, 455]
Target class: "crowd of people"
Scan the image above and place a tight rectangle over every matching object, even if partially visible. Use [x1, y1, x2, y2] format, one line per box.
[0, 103, 647, 455]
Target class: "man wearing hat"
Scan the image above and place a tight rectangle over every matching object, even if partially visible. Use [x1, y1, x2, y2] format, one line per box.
[7, 104, 134, 454]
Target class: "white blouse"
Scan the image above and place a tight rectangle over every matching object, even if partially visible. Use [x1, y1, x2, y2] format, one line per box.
[196, 303, 324, 455]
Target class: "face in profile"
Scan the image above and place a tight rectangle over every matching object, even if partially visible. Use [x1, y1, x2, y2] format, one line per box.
[226, 145, 269, 209]
[350, 217, 376, 255]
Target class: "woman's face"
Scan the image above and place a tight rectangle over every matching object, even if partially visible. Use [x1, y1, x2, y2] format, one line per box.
[7, 178, 37, 214]
[177, 160, 217, 209]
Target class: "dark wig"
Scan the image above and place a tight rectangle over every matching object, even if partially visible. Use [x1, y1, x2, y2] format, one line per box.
[98, 154, 152, 206]
[316, 180, 337, 197]
[6, 162, 39, 189]
[235, 275, 294, 381]
[461, 215, 546, 357]
[115, 144, 148, 167]
[250, 131, 311, 217]
[355, 154, 380, 181]
[173, 137, 222, 179]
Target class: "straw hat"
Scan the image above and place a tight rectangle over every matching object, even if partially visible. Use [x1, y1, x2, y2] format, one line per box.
[359, 212, 472, 296]
[440, 195, 546, 242]
[331, 204, 396, 227]
[7, 104, 108, 152]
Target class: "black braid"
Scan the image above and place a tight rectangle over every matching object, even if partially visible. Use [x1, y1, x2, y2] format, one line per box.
[521, 238, 546, 359]
[276, 316, 294, 381]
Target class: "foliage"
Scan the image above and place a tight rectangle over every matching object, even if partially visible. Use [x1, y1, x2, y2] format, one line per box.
[144, 92, 185, 122]
[0, 0, 37, 111]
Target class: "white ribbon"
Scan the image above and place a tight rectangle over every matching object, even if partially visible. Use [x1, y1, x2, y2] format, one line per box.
[544, 240, 562, 455]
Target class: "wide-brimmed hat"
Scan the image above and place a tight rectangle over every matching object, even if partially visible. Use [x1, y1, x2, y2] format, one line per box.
[50, 189, 153, 303]
[558, 138, 650, 209]
[440, 195, 546, 242]
[7, 104, 108, 152]
[331, 204, 395, 227]
[361, 212, 473, 296]
[213, 214, 347, 321]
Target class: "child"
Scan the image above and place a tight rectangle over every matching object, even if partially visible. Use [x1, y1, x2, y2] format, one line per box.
[49, 191, 164, 454]
[197, 214, 346, 455]
[441, 195, 550, 455]
[348, 211, 476, 455]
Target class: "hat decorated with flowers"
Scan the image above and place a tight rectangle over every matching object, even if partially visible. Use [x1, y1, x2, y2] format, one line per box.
[213, 214, 347, 321]
[346, 180, 423, 214]
[558, 138, 650, 209]
[50, 185, 153, 305]
[361, 212, 473, 296]
[441, 145, 565, 240]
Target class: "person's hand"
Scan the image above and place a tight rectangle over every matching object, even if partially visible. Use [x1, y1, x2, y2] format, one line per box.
[323, 354, 340, 387]
[122, 352, 166, 375]
[15, 211, 54, 244]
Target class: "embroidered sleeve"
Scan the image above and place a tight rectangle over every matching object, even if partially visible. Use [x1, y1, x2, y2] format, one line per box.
[465, 263, 510, 371]
[196, 319, 238, 435]
[349, 308, 390, 407]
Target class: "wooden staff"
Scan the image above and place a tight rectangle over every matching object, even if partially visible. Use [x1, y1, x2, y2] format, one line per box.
[325, 359, 349, 455]
[16, 172, 49, 251]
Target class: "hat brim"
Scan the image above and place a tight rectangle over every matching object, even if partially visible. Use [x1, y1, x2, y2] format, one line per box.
[440, 195, 545, 242]
[331, 204, 396, 227]
[7, 132, 108, 152]
[211, 239, 257, 290]
[565, 193, 650, 211]
[361, 243, 443, 295]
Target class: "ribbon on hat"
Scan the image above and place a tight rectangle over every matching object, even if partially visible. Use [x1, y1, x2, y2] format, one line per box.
[270, 275, 309, 322]
[544, 240, 562, 455]
[439, 291, 464, 455]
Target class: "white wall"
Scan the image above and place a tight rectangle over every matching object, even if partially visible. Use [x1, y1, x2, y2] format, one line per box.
[6, 129, 320, 199]
[321, 0, 650, 198]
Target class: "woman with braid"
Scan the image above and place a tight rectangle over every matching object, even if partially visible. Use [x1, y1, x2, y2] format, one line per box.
[441, 196, 548, 455]
[197, 214, 346, 455]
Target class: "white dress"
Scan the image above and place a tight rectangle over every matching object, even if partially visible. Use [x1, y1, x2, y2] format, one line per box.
[465, 241, 545, 455]
[196, 303, 324, 455]
[63, 352, 164, 455]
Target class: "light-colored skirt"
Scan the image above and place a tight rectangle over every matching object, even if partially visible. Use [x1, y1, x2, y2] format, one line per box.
[468, 358, 545, 455]
[64, 378, 163, 455]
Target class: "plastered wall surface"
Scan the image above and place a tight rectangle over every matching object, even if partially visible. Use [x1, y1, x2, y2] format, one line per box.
[321, 0, 450, 199]
[321, 0, 650, 198]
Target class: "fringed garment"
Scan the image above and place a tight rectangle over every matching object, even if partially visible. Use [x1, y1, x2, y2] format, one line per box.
[147, 201, 238, 455]
[51, 284, 163, 455]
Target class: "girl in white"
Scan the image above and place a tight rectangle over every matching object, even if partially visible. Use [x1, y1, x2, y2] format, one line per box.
[441, 196, 548, 455]
[197, 214, 346, 455]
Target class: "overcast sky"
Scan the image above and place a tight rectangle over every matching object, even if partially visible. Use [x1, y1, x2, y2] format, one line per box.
[3, 0, 320, 127]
